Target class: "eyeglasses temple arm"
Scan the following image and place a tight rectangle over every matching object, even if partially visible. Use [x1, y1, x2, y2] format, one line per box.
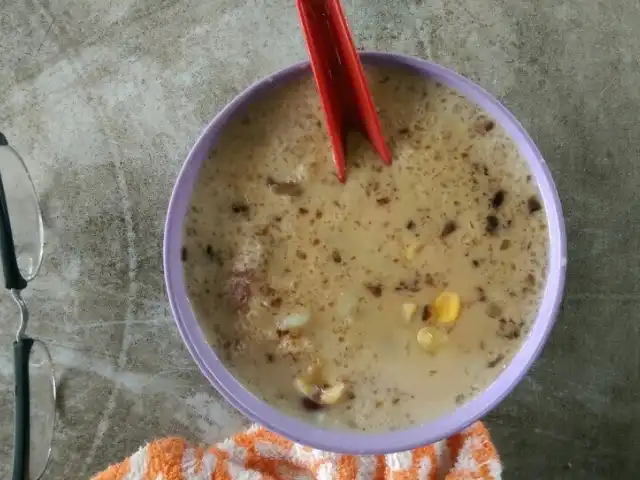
[0, 133, 28, 290]
[12, 337, 33, 480]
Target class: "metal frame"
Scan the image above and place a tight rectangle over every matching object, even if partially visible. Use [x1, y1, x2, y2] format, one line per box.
[0, 133, 55, 480]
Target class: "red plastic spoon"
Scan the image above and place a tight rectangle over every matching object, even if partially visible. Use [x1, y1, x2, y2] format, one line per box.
[295, 0, 392, 182]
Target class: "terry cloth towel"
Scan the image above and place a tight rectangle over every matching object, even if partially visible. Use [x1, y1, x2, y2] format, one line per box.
[92, 422, 501, 479]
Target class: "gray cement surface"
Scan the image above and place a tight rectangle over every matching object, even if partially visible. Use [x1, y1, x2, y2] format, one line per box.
[1, 0, 637, 477]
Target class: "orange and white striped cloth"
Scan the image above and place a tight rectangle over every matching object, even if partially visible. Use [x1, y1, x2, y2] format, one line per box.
[92, 422, 501, 479]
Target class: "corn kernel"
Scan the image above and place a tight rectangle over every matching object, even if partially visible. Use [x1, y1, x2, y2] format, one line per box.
[319, 382, 346, 405]
[433, 292, 461, 324]
[294, 366, 345, 406]
[417, 326, 449, 353]
[294, 376, 318, 398]
[402, 302, 418, 322]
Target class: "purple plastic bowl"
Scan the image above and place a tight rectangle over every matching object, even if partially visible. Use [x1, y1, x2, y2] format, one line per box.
[164, 52, 567, 454]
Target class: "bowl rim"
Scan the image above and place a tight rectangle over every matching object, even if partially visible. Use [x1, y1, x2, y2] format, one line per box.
[163, 51, 567, 454]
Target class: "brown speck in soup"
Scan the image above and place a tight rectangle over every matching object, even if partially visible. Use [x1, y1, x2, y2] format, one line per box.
[231, 202, 250, 214]
[421, 305, 432, 322]
[487, 354, 505, 368]
[270, 297, 282, 308]
[498, 318, 523, 339]
[392, 397, 401, 405]
[315, 209, 323, 219]
[398, 127, 410, 135]
[527, 196, 542, 214]
[486, 215, 499, 234]
[406, 220, 416, 230]
[475, 118, 495, 135]
[298, 207, 309, 215]
[471, 259, 480, 268]
[475, 286, 486, 302]
[376, 196, 391, 206]
[441, 220, 458, 237]
[366, 180, 381, 195]
[395, 274, 421, 293]
[312, 238, 320, 246]
[296, 250, 308, 260]
[181, 247, 187, 262]
[205, 244, 223, 265]
[500, 239, 511, 250]
[267, 176, 304, 196]
[301, 397, 324, 411]
[265, 353, 274, 363]
[491, 189, 505, 209]
[332, 250, 342, 264]
[365, 283, 383, 298]
[486, 302, 502, 318]
[525, 273, 536, 286]
[455, 394, 466, 405]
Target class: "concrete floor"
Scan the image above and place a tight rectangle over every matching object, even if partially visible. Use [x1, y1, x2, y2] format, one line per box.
[1, 0, 638, 477]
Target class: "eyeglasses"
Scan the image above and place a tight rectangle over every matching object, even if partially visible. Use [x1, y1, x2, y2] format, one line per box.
[0, 133, 55, 480]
